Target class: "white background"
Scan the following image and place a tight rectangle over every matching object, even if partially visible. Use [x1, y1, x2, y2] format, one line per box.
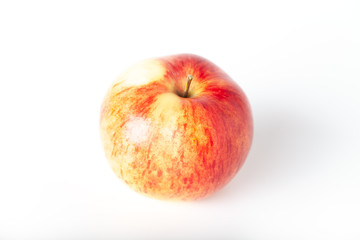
[1, 1, 359, 239]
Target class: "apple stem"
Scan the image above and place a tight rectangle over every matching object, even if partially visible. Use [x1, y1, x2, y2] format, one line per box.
[183, 75, 193, 98]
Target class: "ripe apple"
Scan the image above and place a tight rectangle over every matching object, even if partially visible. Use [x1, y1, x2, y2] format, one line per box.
[100, 54, 253, 201]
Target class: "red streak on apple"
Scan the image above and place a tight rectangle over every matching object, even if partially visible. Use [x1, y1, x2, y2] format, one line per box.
[100, 54, 253, 201]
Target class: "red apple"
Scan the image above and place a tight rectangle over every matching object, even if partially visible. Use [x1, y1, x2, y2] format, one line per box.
[100, 54, 253, 201]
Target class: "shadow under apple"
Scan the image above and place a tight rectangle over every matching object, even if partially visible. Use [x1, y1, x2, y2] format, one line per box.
[201, 105, 336, 203]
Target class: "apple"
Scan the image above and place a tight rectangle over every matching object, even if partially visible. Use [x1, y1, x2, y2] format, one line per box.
[100, 54, 253, 201]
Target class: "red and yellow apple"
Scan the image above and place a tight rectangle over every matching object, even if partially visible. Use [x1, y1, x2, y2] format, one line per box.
[100, 54, 253, 201]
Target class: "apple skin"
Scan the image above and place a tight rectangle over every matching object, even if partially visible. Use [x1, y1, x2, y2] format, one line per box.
[100, 54, 253, 201]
